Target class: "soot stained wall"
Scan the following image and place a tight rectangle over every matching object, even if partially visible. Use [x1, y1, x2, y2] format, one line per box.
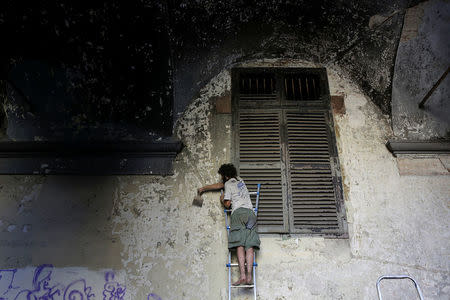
[0, 0, 421, 141]
[0, 1, 173, 140]
[171, 0, 420, 119]
[392, 0, 450, 140]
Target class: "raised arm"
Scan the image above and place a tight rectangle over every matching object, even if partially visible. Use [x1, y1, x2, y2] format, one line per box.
[198, 182, 224, 194]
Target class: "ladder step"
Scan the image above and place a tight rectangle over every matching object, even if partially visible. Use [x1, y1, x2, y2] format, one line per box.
[224, 208, 258, 213]
[230, 285, 254, 288]
[226, 263, 258, 267]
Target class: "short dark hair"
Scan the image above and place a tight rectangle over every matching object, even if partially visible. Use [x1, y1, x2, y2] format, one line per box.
[218, 163, 237, 179]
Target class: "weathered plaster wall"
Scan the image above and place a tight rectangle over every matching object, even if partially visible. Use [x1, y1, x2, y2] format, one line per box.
[1, 61, 449, 299]
[392, 0, 450, 139]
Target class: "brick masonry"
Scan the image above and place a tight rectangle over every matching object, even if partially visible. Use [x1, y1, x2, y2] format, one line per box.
[214, 92, 231, 114]
[331, 95, 346, 115]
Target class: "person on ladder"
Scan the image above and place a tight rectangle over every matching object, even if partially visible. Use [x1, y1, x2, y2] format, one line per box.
[198, 163, 261, 286]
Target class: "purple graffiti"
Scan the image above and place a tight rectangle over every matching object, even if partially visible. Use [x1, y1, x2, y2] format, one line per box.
[63, 279, 94, 300]
[102, 271, 125, 300]
[14, 264, 62, 300]
[0, 269, 19, 299]
[147, 293, 162, 300]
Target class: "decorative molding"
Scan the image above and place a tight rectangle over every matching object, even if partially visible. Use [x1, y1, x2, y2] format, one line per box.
[386, 140, 450, 157]
[0, 140, 183, 175]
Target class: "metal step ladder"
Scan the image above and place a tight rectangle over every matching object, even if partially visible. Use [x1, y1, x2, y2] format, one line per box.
[376, 275, 424, 300]
[224, 183, 261, 300]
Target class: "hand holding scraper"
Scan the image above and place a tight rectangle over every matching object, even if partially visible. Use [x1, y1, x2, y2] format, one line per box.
[192, 190, 204, 207]
[194, 182, 225, 207]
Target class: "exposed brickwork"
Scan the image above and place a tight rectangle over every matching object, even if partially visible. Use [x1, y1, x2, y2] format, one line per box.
[214, 92, 231, 114]
[331, 95, 346, 115]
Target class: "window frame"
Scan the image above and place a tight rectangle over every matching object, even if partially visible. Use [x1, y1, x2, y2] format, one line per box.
[231, 67, 348, 237]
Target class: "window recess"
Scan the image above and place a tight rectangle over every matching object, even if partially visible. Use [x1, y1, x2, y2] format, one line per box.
[232, 68, 347, 236]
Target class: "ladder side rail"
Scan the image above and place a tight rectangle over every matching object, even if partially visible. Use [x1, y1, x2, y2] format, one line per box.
[224, 200, 232, 300]
[253, 257, 257, 300]
[252, 183, 260, 300]
[376, 275, 424, 300]
[254, 183, 261, 216]
[225, 210, 231, 300]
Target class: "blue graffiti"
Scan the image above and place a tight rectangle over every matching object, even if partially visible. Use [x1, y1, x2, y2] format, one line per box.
[63, 279, 94, 300]
[14, 264, 62, 300]
[102, 271, 125, 300]
[0, 269, 19, 299]
[147, 293, 161, 300]
[0, 265, 158, 300]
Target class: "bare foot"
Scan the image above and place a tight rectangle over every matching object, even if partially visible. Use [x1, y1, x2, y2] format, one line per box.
[232, 278, 246, 286]
[246, 276, 253, 285]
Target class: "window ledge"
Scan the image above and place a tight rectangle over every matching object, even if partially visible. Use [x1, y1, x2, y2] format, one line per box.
[386, 140, 450, 156]
[0, 139, 183, 175]
[386, 140, 450, 176]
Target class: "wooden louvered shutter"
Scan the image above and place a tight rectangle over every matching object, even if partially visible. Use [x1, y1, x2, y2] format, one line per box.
[232, 68, 347, 236]
[286, 111, 342, 233]
[238, 111, 287, 233]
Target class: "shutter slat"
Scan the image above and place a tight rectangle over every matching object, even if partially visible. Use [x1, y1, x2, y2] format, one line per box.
[240, 134, 279, 137]
[294, 222, 338, 226]
[292, 195, 335, 198]
[289, 146, 329, 149]
[293, 217, 338, 220]
[289, 141, 329, 144]
[240, 95, 277, 101]
[292, 188, 334, 191]
[293, 204, 337, 208]
[240, 148, 281, 152]
[291, 159, 330, 163]
[289, 137, 329, 141]
[293, 209, 337, 212]
[289, 152, 330, 155]
[291, 170, 332, 174]
[293, 201, 335, 204]
[292, 180, 332, 183]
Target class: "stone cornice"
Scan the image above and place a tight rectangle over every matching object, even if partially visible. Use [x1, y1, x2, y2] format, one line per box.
[0, 140, 183, 175]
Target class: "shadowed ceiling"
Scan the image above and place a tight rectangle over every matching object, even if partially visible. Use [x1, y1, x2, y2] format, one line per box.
[0, 0, 421, 139]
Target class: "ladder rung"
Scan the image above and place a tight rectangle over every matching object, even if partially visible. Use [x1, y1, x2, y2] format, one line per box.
[224, 208, 258, 213]
[230, 285, 254, 288]
[226, 263, 258, 267]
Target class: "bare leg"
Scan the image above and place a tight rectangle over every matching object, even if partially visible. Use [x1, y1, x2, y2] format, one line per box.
[232, 246, 246, 285]
[245, 247, 254, 284]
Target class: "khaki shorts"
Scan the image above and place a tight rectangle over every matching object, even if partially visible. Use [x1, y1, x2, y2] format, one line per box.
[228, 207, 261, 250]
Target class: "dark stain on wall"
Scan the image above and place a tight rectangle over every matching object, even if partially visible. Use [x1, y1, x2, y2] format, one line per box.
[0, 1, 173, 140]
[0, 0, 421, 140]
[170, 0, 414, 118]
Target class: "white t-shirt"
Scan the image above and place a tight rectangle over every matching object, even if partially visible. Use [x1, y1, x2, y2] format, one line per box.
[224, 177, 253, 214]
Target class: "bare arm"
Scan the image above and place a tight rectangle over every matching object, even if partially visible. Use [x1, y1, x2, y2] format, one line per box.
[198, 182, 224, 194]
[220, 191, 231, 208]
